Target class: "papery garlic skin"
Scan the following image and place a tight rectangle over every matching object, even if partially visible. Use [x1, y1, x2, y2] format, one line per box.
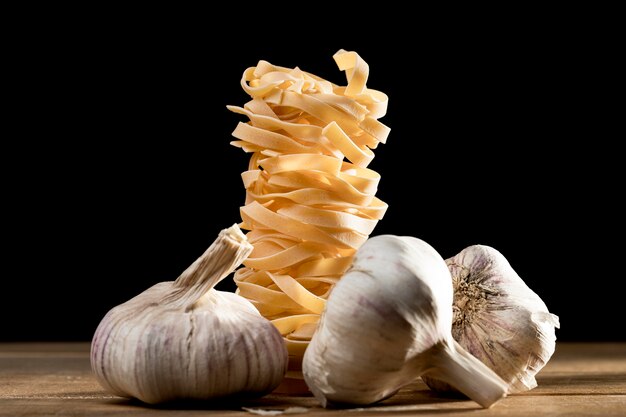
[423, 245, 560, 394]
[91, 225, 288, 404]
[303, 235, 508, 408]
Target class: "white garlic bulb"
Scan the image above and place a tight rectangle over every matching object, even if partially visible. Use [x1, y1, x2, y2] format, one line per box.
[91, 225, 288, 404]
[423, 245, 560, 394]
[303, 235, 508, 408]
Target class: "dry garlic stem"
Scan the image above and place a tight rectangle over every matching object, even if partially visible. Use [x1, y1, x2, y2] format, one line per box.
[91, 225, 288, 404]
[423, 245, 560, 394]
[229, 50, 390, 388]
[303, 235, 508, 408]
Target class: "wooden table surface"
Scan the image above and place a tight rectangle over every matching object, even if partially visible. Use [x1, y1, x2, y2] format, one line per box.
[0, 343, 624, 416]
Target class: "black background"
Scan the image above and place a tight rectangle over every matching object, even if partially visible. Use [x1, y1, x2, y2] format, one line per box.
[3, 11, 622, 342]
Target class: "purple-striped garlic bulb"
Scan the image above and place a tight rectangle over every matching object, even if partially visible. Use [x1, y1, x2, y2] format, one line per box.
[423, 245, 560, 394]
[91, 225, 288, 404]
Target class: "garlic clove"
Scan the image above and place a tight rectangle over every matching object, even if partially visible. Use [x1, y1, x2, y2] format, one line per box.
[422, 244, 560, 394]
[91, 225, 288, 404]
[303, 235, 508, 408]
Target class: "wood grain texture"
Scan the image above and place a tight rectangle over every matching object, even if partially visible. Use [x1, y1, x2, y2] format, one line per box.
[0, 343, 624, 416]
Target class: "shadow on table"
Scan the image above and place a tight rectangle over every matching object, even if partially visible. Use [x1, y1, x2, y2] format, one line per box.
[103, 392, 318, 413]
[101, 387, 477, 414]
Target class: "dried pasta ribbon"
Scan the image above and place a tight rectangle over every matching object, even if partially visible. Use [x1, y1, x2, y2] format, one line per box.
[229, 50, 389, 386]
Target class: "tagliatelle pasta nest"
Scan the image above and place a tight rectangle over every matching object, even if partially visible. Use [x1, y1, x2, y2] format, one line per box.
[229, 50, 389, 387]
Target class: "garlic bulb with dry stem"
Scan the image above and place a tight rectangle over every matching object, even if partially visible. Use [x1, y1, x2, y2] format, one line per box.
[423, 245, 559, 394]
[91, 225, 288, 404]
[303, 235, 508, 408]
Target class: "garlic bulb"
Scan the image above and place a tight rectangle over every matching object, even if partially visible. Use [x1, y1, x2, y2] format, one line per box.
[91, 225, 288, 404]
[303, 235, 508, 408]
[423, 245, 560, 394]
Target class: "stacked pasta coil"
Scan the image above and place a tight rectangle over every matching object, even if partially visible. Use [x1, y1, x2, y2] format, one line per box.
[229, 50, 390, 390]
